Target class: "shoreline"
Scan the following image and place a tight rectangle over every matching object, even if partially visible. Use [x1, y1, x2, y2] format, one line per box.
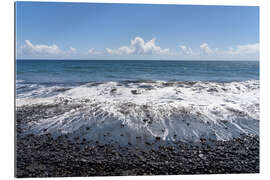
[15, 80, 260, 177]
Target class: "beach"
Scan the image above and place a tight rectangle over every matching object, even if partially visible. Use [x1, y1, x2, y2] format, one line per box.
[15, 60, 260, 177]
[16, 105, 259, 177]
[16, 104, 259, 177]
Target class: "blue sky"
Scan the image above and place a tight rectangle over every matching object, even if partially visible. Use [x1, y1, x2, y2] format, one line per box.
[16, 2, 259, 60]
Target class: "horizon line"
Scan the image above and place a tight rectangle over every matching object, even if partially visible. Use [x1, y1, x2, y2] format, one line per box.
[16, 59, 259, 62]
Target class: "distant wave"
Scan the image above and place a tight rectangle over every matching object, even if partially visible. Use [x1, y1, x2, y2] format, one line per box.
[16, 80, 259, 145]
[16, 79, 25, 83]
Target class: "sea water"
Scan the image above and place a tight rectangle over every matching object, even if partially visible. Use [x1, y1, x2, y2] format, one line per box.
[16, 60, 259, 145]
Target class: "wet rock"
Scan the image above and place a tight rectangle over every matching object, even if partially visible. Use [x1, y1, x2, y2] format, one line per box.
[110, 88, 117, 93]
[131, 90, 141, 95]
[145, 142, 151, 145]
[207, 88, 219, 92]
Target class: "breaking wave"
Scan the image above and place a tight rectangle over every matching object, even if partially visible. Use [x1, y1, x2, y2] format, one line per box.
[16, 80, 259, 145]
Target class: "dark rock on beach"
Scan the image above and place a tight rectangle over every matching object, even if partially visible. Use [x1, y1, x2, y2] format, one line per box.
[15, 132, 259, 177]
[131, 89, 141, 95]
[15, 106, 259, 177]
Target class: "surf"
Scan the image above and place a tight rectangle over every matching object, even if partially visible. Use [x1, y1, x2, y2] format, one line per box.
[16, 80, 259, 146]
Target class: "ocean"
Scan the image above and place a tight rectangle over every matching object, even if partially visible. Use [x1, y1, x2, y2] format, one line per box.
[16, 60, 259, 146]
[16, 60, 259, 84]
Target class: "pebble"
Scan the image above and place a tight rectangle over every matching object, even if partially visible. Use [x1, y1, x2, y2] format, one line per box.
[16, 106, 259, 177]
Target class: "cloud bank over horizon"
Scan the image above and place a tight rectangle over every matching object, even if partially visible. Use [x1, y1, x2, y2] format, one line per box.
[17, 38, 260, 60]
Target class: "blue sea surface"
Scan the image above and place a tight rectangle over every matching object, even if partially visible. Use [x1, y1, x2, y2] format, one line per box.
[16, 60, 259, 85]
[15, 60, 260, 143]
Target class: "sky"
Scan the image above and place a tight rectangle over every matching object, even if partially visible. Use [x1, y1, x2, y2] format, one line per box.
[16, 2, 259, 60]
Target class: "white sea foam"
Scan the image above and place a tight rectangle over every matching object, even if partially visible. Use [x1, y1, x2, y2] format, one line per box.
[16, 80, 259, 144]
[16, 79, 25, 83]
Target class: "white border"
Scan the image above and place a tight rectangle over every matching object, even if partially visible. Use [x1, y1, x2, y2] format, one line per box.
[1, 0, 270, 180]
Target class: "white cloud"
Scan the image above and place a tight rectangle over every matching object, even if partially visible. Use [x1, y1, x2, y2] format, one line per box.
[18, 39, 259, 60]
[198, 42, 259, 57]
[21, 40, 62, 56]
[200, 43, 214, 55]
[88, 48, 102, 55]
[226, 43, 259, 55]
[179, 45, 193, 55]
[64, 47, 77, 57]
[69, 47, 76, 53]
[106, 37, 169, 55]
